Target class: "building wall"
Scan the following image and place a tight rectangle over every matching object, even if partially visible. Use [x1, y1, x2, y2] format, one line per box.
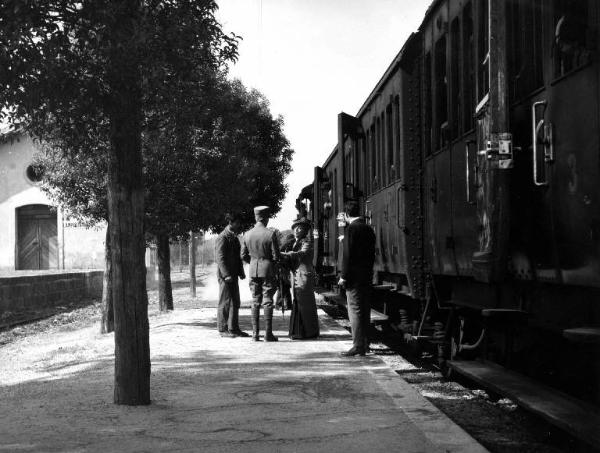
[0, 133, 105, 270]
[0, 270, 104, 313]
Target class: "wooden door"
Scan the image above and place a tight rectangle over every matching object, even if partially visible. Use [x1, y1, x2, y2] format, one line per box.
[16, 205, 58, 270]
[541, 0, 600, 286]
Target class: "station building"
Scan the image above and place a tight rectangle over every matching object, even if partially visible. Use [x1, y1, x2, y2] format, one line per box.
[0, 130, 106, 271]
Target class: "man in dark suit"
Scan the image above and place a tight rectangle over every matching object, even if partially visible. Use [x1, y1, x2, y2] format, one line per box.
[338, 200, 376, 356]
[216, 213, 247, 337]
[241, 206, 281, 341]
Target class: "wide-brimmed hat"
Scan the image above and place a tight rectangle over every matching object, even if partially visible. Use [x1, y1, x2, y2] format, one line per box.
[291, 217, 311, 229]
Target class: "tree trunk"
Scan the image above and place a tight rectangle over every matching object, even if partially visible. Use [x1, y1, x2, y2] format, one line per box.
[157, 233, 173, 311]
[100, 226, 114, 334]
[189, 231, 196, 297]
[107, 0, 150, 406]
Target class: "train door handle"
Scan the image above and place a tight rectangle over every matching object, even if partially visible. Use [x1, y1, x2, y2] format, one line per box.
[532, 101, 547, 186]
[465, 140, 477, 204]
[531, 101, 554, 186]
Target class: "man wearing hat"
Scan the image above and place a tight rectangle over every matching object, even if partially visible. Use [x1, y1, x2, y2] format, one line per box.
[241, 205, 281, 341]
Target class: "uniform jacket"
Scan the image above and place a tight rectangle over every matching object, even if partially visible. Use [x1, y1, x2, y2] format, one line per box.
[241, 222, 280, 278]
[216, 225, 245, 281]
[340, 218, 376, 287]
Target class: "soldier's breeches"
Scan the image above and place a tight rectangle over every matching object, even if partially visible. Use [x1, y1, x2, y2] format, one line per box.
[249, 277, 276, 308]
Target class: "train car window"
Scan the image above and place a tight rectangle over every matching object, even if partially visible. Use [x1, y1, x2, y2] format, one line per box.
[477, 0, 489, 102]
[366, 129, 371, 195]
[333, 168, 338, 217]
[364, 130, 369, 195]
[434, 35, 448, 149]
[463, 3, 475, 131]
[508, 0, 544, 101]
[359, 136, 366, 196]
[424, 52, 433, 156]
[370, 124, 376, 191]
[380, 112, 386, 186]
[386, 103, 393, 181]
[333, 168, 339, 259]
[450, 18, 461, 139]
[344, 137, 353, 187]
[394, 95, 401, 178]
[376, 117, 382, 190]
[553, 0, 590, 78]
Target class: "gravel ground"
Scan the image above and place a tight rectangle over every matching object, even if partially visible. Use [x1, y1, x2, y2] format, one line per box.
[318, 301, 599, 453]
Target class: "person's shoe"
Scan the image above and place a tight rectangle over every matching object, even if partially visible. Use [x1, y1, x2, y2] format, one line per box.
[230, 329, 250, 337]
[340, 347, 366, 357]
[220, 331, 238, 338]
[264, 332, 278, 342]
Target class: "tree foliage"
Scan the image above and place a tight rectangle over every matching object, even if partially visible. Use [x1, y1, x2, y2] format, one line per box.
[0, 0, 238, 143]
[35, 77, 294, 236]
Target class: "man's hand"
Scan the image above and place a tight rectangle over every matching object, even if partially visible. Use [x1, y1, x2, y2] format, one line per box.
[338, 278, 346, 288]
[239, 273, 246, 280]
[224, 276, 233, 283]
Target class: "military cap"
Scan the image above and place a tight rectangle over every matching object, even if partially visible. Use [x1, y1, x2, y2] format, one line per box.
[253, 205, 270, 216]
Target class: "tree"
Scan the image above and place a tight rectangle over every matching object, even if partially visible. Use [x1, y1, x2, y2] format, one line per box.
[0, 0, 237, 405]
[35, 76, 294, 313]
[201, 79, 294, 230]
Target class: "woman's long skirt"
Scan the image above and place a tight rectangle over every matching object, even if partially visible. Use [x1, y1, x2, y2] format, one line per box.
[289, 271, 320, 339]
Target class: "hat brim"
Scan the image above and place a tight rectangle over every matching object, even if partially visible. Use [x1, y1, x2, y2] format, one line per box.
[291, 220, 311, 229]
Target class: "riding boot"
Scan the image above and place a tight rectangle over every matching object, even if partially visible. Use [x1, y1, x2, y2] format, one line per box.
[264, 306, 278, 342]
[251, 306, 260, 341]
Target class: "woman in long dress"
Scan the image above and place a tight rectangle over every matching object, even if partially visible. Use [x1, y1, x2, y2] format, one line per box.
[282, 217, 320, 339]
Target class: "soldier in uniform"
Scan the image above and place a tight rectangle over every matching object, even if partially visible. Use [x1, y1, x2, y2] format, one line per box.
[215, 213, 248, 337]
[241, 206, 281, 341]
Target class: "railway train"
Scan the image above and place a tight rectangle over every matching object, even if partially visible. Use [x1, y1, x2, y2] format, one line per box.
[297, 0, 600, 407]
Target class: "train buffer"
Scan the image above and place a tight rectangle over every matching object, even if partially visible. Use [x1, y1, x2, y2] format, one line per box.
[448, 360, 600, 450]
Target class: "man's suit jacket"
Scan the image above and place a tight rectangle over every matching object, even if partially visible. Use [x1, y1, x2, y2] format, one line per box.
[340, 218, 376, 287]
[216, 226, 245, 281]
[241, 222, 280, 278]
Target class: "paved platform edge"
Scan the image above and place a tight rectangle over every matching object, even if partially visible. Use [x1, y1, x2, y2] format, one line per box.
[322, 311, 489, 453]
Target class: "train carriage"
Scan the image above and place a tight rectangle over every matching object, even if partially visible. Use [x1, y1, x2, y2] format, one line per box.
[298, 0, 600, 413]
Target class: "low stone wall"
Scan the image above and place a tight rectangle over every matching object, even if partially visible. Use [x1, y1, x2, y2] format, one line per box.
[0, 270, 104, 313]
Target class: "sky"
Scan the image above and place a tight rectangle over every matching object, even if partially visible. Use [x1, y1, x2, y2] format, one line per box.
[215, 0, 431, 230]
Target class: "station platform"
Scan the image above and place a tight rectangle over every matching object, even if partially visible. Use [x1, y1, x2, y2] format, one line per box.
[0, 306, 487, 453]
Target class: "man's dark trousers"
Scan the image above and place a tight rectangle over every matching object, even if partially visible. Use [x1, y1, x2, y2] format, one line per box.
[218, 277, 241, 332]
[346, 284, 371, 350]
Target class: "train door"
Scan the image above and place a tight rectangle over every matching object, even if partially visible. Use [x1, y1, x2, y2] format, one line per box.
[539, 0, 600, 286]
[423, 6, 458, 276]
[16, 204, 58, 270]
[448, 2, 479, 277]
[471, 0, 512, 283]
